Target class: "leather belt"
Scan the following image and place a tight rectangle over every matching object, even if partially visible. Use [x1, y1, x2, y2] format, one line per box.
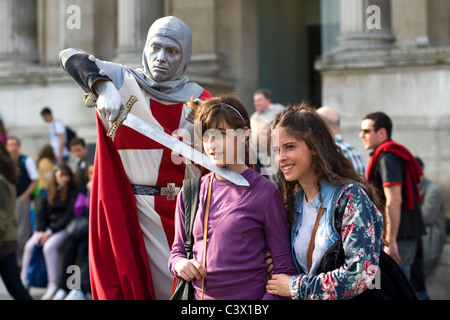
[131, 183, 181, 200]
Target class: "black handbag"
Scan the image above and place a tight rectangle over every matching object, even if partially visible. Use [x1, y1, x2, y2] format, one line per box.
[317, 239, 417, 300]
[170, 177, 201, 300]
[66, 216, 89, 241]
[316, 184, 418, 300]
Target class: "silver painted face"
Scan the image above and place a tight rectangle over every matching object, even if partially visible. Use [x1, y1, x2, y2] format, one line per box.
[146, 36, 182, 82]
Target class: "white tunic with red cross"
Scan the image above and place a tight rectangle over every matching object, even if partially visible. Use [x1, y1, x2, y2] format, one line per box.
[97, 72, 211, 299]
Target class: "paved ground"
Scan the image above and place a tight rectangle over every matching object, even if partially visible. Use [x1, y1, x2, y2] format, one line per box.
[3, 245, 449, 300]
[0, 278, 46, 300]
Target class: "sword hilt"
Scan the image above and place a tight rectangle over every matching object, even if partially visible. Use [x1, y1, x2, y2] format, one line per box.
[82, 92, 138, 139]
[107, 95, 138, 139]
[83, 92, 98, 109]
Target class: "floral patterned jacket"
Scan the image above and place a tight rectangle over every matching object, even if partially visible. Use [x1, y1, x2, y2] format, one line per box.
[289, 180, 384, 300]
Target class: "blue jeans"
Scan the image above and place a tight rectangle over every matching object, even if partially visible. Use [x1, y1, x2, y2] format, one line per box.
[0, 253, 33, 300]
[397, 240, 417, 282]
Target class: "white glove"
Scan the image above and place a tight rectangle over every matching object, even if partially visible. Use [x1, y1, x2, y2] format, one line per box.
[93, 80, 123, 122]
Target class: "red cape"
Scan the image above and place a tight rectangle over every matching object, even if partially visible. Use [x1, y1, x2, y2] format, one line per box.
[89, 114, 155, 300]
[366, 140, 423, 210]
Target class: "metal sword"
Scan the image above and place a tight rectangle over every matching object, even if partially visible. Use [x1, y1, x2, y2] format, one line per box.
[85, 93, 250, 187]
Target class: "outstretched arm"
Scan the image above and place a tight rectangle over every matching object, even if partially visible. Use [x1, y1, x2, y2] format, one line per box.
[60, 48, 125, 122]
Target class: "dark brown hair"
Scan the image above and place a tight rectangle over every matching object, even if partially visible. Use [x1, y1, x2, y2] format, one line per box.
[0, 141, 18, 184]
[69, 137, 86, 149]
[38, 144, 56, 163]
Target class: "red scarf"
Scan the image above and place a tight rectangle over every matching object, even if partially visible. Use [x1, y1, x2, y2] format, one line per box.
[366, 140, 423, 210]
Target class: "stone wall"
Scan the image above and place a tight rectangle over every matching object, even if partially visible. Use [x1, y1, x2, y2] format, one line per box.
[0, 65, 96, 160]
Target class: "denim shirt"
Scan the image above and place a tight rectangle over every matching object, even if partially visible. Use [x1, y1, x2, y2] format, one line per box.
[290, 180, 341, 273]
[289, 180, 384, 300]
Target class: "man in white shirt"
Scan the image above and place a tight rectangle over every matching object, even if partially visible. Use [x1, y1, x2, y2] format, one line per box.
[40, 107, 70, 165]
[250, 89, 285, 183]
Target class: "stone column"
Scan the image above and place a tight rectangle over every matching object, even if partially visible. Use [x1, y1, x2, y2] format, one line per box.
[337, 0, 395, 51]
[427, 0, 450, 46]
[116, 0, 163, 67]
[0, 0, 38, 65]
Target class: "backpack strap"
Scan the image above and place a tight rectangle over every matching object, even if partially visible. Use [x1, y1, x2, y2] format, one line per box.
[20, 155, 27, 168]
[182, 177, 201, 259]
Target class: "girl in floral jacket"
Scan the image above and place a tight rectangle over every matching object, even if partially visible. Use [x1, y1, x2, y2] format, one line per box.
[266, 103, 386, 300]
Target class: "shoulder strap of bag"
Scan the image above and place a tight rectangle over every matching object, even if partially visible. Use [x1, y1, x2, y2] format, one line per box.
[182, 177, 201, 259]
[201, 174, 214, 300]
[306, 183, 352, 273]
[307, 207, 326, 272]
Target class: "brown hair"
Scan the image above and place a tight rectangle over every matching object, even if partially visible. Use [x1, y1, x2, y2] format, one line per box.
[189, 94, 251, 166]
[48, 163, 75, 204]
[271, 102, 385, 233]
[38, 144, 56, 163]
[0, 119, 8, 136]
[69, 137, 86, 149]
[0, 142, 18, 184]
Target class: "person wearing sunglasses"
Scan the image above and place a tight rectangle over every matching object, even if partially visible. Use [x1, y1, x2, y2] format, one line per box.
[360, 111, 426, 282]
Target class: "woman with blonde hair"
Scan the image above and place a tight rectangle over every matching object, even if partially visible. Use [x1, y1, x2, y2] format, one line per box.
[37, 144, 56, 201]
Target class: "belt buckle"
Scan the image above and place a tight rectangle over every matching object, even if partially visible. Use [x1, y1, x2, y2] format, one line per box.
[161, 183, 181, 200]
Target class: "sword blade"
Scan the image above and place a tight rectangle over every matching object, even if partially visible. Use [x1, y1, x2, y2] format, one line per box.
[122, 113, 250, 187]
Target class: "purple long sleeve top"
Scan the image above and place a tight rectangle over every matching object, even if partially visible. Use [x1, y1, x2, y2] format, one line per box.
[169, 169, 297, 300]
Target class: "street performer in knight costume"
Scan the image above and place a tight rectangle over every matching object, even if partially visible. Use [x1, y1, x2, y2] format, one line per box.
[60, 16, 213, 300]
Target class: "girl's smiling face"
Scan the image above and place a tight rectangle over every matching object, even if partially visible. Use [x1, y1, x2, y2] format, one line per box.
[273, 127, 316, 184]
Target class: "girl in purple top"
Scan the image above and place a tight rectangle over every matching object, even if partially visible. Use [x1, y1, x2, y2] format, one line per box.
[169, 94, 296, 300]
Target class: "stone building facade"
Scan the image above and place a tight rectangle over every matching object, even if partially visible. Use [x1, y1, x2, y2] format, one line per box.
[317, 0, 450, 214]
[0, 0, 449, 213]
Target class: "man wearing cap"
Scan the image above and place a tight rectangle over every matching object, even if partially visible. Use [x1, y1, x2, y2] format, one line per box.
[60, 16, 212, 300]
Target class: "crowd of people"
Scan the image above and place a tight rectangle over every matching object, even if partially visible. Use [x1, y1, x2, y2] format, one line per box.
[0, 15, 448, 301]
[2, 97, 445, 301]
[0, 113, 94, 300]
